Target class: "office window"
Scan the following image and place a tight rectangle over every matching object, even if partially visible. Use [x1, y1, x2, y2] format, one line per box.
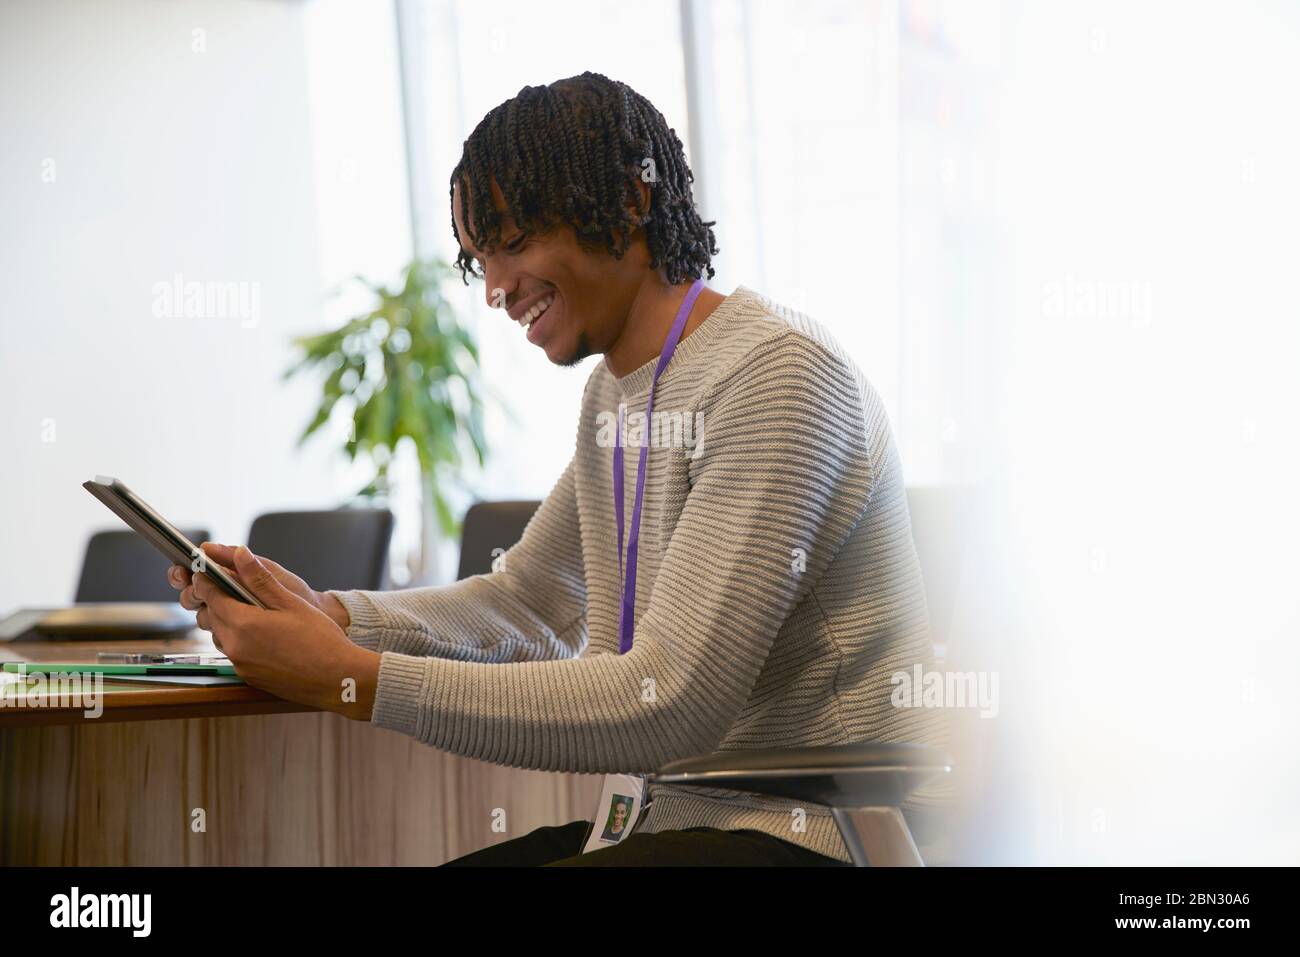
[400, 0, 689, 499]
[385, 0, 689, 579]
[394, 0, 997, 576]
[685, 0, 902, 448]
[689, 0, 1000, 486]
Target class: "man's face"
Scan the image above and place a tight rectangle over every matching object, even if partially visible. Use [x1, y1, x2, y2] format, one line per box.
[612, 803, 628, 827]
[452, 179, 644, 367]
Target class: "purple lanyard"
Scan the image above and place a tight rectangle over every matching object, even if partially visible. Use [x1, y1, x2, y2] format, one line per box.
[614, 279, 704, 654]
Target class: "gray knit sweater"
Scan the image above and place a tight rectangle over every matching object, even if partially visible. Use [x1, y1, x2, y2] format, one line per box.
[329, 285, 949, 864]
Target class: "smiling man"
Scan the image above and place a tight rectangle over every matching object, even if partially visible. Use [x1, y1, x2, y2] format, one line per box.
[172, 72, 949, 866]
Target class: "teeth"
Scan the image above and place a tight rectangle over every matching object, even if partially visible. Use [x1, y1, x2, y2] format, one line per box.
[522, 295, 554, 330]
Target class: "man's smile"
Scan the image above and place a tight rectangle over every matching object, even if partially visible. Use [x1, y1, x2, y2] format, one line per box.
[508, 287, 561, 344]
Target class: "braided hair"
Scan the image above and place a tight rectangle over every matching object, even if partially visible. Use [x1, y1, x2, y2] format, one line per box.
[450, 72, 719, 286]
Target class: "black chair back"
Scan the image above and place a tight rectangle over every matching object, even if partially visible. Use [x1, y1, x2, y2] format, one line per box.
[75, 528, 212, 602]
[247, 509, 394, 592]
[457, 501, 541, 579]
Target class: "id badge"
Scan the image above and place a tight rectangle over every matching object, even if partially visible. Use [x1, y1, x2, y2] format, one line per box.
[581, 773, 648, 854]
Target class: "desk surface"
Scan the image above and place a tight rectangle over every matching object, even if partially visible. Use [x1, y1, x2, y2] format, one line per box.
[1, 630, 600, 867]
[0, 631, 311, 728]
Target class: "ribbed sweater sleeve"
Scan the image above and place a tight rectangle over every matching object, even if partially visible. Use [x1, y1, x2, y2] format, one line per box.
[364, 331, 877, 774]
[325, 458, 587, 663]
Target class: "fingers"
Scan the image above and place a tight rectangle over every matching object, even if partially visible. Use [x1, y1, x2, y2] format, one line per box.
[197, 608, 226, 657]
[197, 542, 241, 567]
[197, 542, 293, 586]
[199, 542, 303, 597]
[175, 571, 204, 612]
[169, 565, 203, 612]
[190, 587, 218, 648]
[191, 572, 242, 624]
[192, 572, 252, 658]
[230, 545, 300, 610]
[258, 555, 292, 578]
[168, 565, 191, 590]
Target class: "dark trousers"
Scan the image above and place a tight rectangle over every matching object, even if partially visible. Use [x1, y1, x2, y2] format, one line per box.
[441, 819, 849, 866]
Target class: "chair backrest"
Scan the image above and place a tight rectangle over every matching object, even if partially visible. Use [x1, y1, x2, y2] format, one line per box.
[247, 509, 394, 592]
[457, 501, 542, 579]
[905, 486, 976, 656]
[76, 528, 212, 602]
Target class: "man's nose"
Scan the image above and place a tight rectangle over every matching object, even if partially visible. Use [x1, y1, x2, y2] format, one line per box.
[482, 263, 513, 311]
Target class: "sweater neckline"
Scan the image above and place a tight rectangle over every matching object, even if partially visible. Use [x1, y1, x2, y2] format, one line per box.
[610, 285, 754, 397]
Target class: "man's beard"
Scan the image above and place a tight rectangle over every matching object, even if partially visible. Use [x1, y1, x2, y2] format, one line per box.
[556, 331, 593, 368]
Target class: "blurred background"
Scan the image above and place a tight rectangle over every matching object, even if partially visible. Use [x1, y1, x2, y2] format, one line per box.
[2, 0, 1298, 865]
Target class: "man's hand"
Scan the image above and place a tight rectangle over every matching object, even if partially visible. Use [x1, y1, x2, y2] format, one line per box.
[168, 541, 350, 631]
[186, 546, 378, 720]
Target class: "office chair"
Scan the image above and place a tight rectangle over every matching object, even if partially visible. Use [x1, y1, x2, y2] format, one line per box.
[76, 528, 212, 602]
[247, 509, 394, 592]
[650, 486, 973, 866]
[456, 501, 541, 579]
[653, 743, 951, 866]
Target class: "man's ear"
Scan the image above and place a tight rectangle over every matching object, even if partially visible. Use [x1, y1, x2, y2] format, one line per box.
[627, 178, 652, 227]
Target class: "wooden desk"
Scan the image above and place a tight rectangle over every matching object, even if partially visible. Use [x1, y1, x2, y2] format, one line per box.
[0, 633, 311, 727]
[0, 632, 600, 865]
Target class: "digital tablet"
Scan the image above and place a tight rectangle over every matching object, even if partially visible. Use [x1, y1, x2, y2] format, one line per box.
[82, 476, 265, 609]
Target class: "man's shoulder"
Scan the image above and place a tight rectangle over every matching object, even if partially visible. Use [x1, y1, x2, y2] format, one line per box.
[700, 286, 875, 408]
[727, 285, 854, 357]
[576, 285, 877, 415]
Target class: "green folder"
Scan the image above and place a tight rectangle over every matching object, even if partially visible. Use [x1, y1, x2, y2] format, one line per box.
[3, 661, 238, 677]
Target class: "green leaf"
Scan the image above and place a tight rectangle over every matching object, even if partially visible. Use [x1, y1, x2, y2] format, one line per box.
[285, 255, 498, 525]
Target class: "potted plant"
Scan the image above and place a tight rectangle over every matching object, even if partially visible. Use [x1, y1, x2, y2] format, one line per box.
[284, 258, 490, 586]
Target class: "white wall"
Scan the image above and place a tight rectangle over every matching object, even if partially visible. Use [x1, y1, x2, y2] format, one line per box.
[0, 0, 411, 610]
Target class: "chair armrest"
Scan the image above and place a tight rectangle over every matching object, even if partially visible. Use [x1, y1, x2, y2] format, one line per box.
[649, 742, 952, 809]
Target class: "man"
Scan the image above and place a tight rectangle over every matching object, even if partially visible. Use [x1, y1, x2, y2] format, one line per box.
[172, 72, 948, 866]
